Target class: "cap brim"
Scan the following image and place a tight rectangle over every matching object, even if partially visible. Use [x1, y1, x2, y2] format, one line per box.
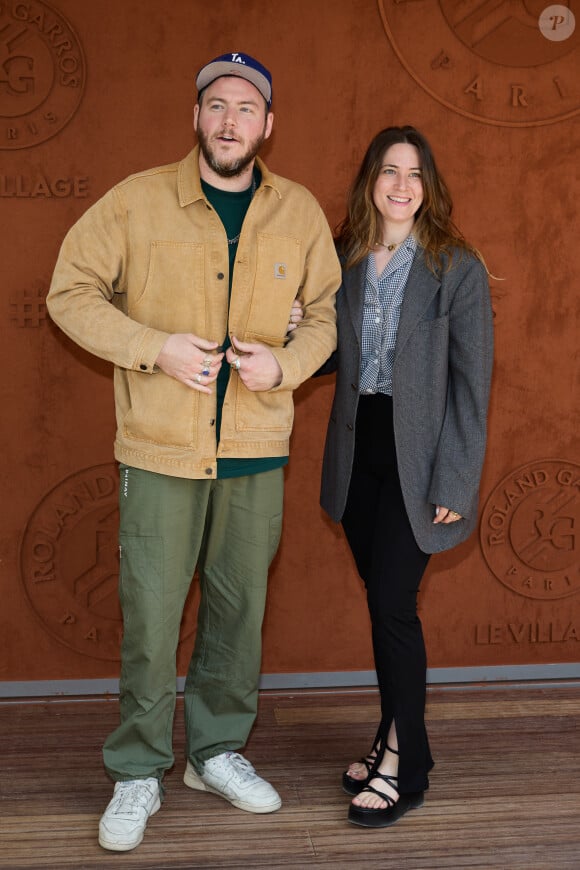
[196, 62, 271, 105]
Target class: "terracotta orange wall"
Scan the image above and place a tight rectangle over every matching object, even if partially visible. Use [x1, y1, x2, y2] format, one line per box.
[2, 0, 579, 684]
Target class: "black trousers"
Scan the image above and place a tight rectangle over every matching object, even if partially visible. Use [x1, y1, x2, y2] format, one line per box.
[342, 393, 434, 793]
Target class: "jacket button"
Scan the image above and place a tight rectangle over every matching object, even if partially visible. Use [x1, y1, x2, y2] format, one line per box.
[217, 272, 225, 280]
[139, 364, 147, 371]
[205, 467, 213, 475]
[209, 419, 215, 426]
[346, 423, 353, 431]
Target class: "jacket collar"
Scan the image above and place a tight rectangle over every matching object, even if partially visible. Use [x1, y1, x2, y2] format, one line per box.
[177, 146, 281, 207]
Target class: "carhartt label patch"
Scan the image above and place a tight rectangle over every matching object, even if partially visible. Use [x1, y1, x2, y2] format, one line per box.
[274, 263, 287, 279]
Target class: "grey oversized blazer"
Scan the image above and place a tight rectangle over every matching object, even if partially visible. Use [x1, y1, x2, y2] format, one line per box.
[320, 247, 494, 554]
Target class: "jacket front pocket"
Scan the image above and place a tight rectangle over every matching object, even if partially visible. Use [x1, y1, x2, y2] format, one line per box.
[235, 387, 294, 433]
[242, 233, 302, 343]
[121, 370, 200, 448]
[130, 241, 206, 334]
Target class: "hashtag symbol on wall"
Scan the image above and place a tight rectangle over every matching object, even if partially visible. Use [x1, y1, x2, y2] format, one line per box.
[10, 289, 47, 327]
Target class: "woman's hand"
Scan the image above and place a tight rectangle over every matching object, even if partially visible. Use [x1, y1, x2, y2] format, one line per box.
[433, 506, 462, 524]
[287, 297, 304, 333]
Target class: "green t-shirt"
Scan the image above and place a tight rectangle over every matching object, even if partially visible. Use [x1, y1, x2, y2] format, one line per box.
[200, 170, 288, 479]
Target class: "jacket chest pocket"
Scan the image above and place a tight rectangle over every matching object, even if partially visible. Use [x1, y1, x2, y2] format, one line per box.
[243, 233, 302, 346]
[130, 241, 206, 333]
[420, 290, 448, 322]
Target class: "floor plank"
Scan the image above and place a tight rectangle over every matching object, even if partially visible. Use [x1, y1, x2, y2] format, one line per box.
[1, 685, 579, 869]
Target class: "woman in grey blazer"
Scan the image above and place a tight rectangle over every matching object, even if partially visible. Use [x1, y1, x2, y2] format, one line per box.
[319, 127, 493, 828]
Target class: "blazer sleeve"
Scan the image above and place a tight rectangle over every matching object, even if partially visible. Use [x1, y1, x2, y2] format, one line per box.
[427, 257, 494, 517]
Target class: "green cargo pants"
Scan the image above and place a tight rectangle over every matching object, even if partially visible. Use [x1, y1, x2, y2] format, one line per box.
[103, 465, 284, 784]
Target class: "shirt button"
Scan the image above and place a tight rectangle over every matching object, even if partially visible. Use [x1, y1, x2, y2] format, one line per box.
[139, 364, 147, 371]
[217, 272, 225, 280]
[205, 467, 213, 475]
[374, 317, 380, 324]
[209, 419, 215, 426]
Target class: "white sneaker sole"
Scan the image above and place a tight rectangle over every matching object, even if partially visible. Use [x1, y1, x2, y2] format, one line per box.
[183, 763, 282, 814]
[98, 797, 161, 851]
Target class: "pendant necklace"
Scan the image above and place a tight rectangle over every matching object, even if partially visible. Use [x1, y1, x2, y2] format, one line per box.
[227, 176, 257, 245]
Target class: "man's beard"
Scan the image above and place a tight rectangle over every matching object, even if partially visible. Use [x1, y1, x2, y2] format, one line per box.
[197, 126, 266, 178]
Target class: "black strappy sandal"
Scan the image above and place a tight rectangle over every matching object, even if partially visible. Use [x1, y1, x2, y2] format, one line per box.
[342, 729, 381, 796]
[347, 745, 424, 828]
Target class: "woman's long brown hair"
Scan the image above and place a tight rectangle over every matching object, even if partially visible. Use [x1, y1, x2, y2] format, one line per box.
[337, 126, 481, 272]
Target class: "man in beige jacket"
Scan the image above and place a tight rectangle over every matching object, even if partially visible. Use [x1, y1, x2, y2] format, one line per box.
[48, 51, 340, 852]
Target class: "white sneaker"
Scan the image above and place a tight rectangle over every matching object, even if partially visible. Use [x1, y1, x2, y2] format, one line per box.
[98, 777, 161, 851]
[183, 752, 281, 814]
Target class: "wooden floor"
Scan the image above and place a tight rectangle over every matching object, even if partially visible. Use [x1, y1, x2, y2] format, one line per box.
[1, 684, 579, 869]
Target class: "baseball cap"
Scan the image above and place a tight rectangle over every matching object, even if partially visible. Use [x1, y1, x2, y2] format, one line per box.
[196, 52, 272, 108]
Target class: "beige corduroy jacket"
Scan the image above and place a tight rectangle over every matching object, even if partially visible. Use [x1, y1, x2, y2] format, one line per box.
[47, 148, 340, 479]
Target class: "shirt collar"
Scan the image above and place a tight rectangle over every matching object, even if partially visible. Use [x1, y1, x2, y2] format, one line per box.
[401, 234, 418, 256]
[177, 146, 280, 207]
[366, 233, 418, 283]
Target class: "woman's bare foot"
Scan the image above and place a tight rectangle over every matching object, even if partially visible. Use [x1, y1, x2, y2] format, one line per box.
[345, 742, 380, 783]
[351, 743, 399, 809]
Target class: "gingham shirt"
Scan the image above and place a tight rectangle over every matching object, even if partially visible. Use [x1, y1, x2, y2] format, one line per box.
[359, 235, 417, 396]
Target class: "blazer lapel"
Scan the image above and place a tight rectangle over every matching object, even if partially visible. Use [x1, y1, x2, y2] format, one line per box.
[343, 259, 366, 346]
[394, 251, 441, 359]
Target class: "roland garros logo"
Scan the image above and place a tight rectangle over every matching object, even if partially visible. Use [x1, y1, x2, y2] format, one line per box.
[20, 465, 198, 660]
[379, 1, 580, 127]
[0, 0, 86, 149]
[480, 459, 580, 600]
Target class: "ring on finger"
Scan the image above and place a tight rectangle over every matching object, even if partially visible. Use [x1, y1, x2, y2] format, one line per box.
[194, 373, 203, 384]
[449, 510, 461, 520]
[201, 367, 211, 376]
[202, 356, 212, 367]
[231, 356, 241, 371]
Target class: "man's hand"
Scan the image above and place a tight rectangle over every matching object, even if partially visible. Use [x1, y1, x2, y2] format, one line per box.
[155, 333, 224, 394]
[226, 336, 283, 391]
